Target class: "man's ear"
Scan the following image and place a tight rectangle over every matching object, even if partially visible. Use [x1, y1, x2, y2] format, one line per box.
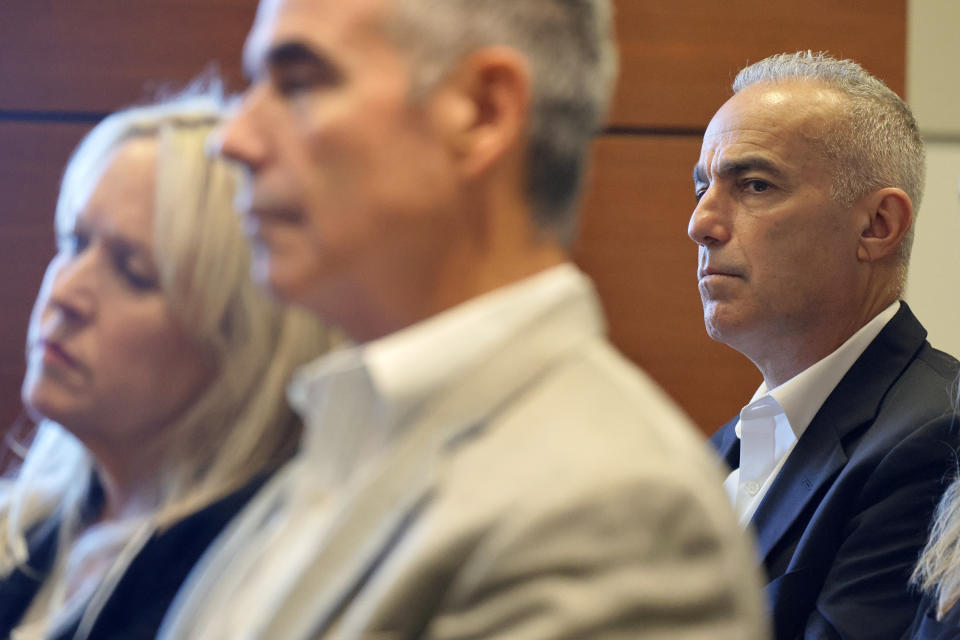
[856, 187, 914, 263]
[429, 46, 531, 177]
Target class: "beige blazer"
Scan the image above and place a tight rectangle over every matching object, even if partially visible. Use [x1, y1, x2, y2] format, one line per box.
[164, 282, 769, 640]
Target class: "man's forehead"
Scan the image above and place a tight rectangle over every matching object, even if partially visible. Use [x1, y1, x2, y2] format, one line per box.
[709, 81, 843, 136]
[253, 0, 387, 24]
[244, 0, 390, 73]
[700, 84, 841, 165]
[695, 90, 844, 189]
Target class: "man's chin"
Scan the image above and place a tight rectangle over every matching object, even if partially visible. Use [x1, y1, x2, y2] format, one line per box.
[251, 256, 325, 314]
[702, 303, 745, 343]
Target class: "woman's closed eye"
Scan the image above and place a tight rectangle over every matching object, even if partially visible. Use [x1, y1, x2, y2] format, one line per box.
[111, 246, 159, 292]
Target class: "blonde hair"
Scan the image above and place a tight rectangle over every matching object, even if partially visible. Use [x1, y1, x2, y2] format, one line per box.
[0, 85, 330, 572]
[912, 382, 960, 618]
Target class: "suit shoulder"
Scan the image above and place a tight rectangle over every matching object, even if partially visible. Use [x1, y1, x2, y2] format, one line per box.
[434, 337, 734, 523]
[877, 343, 960, 435]
[916, 342, 960, 382]
[497, 337, 714, 462]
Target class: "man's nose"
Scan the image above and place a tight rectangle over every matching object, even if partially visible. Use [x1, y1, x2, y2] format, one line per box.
[688, 186, 731, 247]
[216, 87, 269, 171]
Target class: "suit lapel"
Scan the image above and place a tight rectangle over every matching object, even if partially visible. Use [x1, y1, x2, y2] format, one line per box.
[259, 416, 440, 640]
[750, 303, 928, 566]
[750, 425, 847, 565]
[710, 416, 741, 470]
[259, 278, 604, 640]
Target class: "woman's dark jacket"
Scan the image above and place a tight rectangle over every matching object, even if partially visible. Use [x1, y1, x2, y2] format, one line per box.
[0, 473, 268, 639]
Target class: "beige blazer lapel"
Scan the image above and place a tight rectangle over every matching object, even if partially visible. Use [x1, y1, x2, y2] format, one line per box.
[258, 284, 604, 640]
[258, 417, 440, 640]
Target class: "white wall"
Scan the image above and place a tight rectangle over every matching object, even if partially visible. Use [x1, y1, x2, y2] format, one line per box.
[904, 0, 960, 356]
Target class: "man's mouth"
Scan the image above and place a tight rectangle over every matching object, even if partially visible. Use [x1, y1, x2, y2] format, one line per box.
[698, 266, 742, 281]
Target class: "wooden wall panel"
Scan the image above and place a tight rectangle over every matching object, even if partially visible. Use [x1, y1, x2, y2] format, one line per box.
[575, 136, 760, 431]
[1, 0, 905, 130]
[0, 228, 46, 438]
[610, 0, 906, 128]
[0, 0, 256, 113]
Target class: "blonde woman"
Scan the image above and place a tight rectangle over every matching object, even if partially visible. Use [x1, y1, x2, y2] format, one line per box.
[0, 89, 330, 639]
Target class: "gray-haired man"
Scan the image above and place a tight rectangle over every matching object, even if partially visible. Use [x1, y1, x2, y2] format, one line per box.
[693, 51, 960, 639]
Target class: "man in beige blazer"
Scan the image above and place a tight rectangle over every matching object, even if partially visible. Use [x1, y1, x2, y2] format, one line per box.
[159, 0, 769, 638]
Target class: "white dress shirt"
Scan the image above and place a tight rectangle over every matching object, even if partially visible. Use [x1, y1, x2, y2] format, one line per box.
[724, 302, 900, 526]
[160, 263, 604, 640]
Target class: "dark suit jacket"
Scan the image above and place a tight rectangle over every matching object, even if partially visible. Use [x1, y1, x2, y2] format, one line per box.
[711, 303, 960, 640]
[0, 472, 268, 639]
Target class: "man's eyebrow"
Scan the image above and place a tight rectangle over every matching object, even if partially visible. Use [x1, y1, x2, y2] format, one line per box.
[272, 41, 341, 74]
[244, 40, 344, 88]
[693, 156, 786, 184]
[244, 40, 336, 82]
[268, 41, 323, 66]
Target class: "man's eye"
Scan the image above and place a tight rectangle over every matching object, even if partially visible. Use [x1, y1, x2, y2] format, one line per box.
[694, 186, 708, 202]
[271, 59, 342, 97]
[276, 75, 314, 96]
[746, 180, 771, 193]
[273, 65, 332, 97]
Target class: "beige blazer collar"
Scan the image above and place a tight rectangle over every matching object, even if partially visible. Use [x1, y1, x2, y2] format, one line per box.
[260, 281, 605, 640]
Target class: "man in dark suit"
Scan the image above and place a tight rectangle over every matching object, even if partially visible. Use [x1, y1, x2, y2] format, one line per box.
[689, 50, 960, 639]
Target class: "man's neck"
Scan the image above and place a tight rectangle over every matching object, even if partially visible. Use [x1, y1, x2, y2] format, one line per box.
[334, 233, 568, 344]
[754, 299, 898, 389]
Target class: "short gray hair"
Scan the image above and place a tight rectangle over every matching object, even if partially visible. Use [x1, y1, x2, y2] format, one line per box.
[387, 0, 618, 241]
[733, 51, 925, 267]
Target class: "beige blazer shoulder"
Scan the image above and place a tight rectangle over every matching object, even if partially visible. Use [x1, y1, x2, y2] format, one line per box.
[164, 283, 769, 640]
[259, 289, 768, 639]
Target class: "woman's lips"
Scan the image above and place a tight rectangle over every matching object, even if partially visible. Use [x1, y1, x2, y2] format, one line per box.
[38, 339, 80, 369]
